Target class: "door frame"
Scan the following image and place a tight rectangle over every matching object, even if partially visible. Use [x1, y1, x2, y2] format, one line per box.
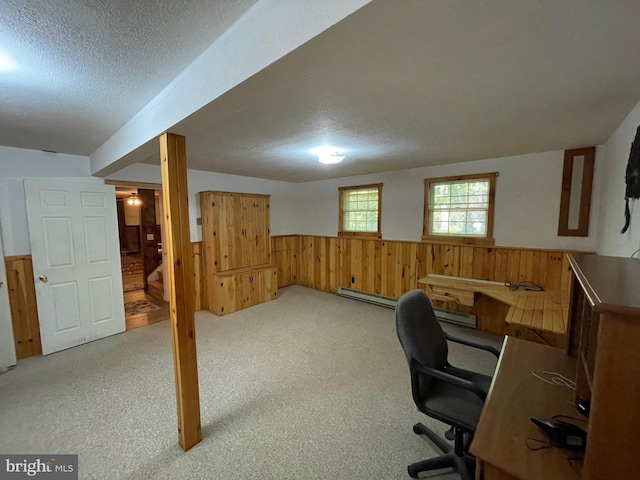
[107, 180, 168, 301]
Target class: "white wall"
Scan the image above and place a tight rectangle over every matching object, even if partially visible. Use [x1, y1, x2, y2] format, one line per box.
[293, 150, 603, 251]
[106, 163, 299, 242]
[0, 146, 91, 256]
[597, 99, 640, 257]
[0, 145, 606, 258]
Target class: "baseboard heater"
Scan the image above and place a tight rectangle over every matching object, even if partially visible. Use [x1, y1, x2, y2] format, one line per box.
[336, 287, 477, 328]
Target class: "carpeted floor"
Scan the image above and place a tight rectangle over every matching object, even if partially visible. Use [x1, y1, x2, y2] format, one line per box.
[0, 286, 501, 480]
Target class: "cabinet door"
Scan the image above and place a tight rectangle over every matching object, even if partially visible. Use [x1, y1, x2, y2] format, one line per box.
[242, 196, 270, 267]
[240, 271, 259, 309]
[217, 194, 244, 271]
[263, 266, 278, 302]
[210, 273, 239, 316]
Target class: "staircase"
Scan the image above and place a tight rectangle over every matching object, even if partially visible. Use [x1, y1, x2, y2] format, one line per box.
[147, 266, 164, 300]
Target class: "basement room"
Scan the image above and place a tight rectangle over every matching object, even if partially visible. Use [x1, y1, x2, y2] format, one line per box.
[1, 1, 640, 479]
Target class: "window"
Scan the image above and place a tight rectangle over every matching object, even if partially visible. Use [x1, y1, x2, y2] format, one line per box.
[423, 173, 497, 245]
[338, 183, 382, 238]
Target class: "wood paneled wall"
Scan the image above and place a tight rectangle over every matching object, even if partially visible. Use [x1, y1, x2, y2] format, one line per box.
[4, 256, 42, 359]
[5, 235, 576, 359]
[272, 236, 297, 287]
[283, 235, 575, 337]
[294, 236, 573, 295]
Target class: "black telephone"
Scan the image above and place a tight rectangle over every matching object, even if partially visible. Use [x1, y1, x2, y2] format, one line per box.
[531, 417, 587, 451]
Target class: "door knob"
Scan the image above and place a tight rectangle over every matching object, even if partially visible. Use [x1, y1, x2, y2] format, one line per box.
[39, 274, 48, 282]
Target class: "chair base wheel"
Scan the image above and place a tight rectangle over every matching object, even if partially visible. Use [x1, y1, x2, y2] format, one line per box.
[407, 465, 420, 479]
[408, 423, 475, 480]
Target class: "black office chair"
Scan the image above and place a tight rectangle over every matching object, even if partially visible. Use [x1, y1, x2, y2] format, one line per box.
[396, 289, 500, 479]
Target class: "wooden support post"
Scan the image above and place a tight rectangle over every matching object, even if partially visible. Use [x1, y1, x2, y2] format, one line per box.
[159, 132, 202, 451]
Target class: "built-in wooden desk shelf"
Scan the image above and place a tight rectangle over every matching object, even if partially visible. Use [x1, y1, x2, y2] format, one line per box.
[430, 285, 477, 306]
[418, 274, 568, 341]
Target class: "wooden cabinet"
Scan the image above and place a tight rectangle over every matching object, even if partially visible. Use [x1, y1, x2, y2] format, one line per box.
[566, 253, 640, 480]
[201, 191, 271, 271]
[209, 265, 277, 315]
[200, 191, 277, 315]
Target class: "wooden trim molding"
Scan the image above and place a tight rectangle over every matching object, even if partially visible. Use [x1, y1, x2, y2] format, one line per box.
[422, 172, 498, 246]
[421, 235, 495, 246]
[558, 147, 595, 237]
[338, 183, 383, 238]
[4, 255, 31, 262]
[105, 179, 163, 190]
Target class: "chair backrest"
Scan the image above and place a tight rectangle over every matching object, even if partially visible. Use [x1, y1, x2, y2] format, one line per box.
[396, 289, 449, 396]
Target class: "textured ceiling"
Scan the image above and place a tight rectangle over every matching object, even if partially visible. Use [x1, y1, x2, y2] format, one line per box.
[4, 0, 640, 183]
[137, 0, 640, 182]
[0, 0, 257, 155]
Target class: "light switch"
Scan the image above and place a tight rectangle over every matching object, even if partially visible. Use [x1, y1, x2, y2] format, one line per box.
[147, 233, 154, 241]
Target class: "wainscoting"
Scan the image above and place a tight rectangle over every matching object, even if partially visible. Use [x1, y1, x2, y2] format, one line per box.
[5, 235, 577, 360]
[273, 235, 575, 343]
[4, 256, 41, 359]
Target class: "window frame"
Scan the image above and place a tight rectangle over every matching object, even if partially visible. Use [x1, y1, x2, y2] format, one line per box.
[338, 183, 383, 239]
[422, 172, 497, 246]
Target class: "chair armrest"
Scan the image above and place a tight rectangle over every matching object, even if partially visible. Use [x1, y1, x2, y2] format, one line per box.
[410, 360, 487, 402]
[444, 332, 500, 358]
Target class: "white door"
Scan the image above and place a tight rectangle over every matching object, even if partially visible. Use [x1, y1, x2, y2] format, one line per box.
[0, 226, 17, 370]
[25, 179, 126, 355]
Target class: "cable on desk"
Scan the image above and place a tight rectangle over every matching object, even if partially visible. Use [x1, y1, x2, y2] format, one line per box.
[507, 280, 545, 291]
[631, 249, 640, 259]
[531, 370, 576, 390]
[525, 439, 582, 476]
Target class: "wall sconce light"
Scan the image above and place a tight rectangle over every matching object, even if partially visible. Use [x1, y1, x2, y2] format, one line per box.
[127, 194, 141, 206]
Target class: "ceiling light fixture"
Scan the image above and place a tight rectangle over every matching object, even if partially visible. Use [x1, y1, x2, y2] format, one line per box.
[310, 146, 346, 165]
[318, 153, 346, 164]
[127, 194, 141, 206]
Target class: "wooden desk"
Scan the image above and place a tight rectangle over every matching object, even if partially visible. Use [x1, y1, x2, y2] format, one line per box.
[418, 275, 568, 337]
[471, 337, 580, 480]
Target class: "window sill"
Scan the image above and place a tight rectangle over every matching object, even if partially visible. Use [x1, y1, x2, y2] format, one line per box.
[421, 235, 495, 247]
[339, 231, 382, 240]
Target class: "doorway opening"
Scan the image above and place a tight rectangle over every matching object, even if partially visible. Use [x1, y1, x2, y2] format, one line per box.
[114, 184, 169, 330]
